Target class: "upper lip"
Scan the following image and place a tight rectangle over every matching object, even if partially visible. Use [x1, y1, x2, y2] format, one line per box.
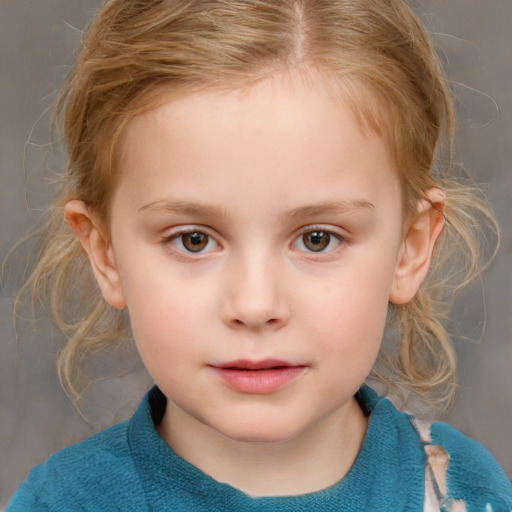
[212, 359, 302, 370]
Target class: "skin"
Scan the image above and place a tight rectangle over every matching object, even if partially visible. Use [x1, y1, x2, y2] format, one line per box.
[65, 73, 445, 496]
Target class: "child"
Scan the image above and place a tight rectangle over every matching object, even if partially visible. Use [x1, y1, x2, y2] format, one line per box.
[6, 0, 512, 510]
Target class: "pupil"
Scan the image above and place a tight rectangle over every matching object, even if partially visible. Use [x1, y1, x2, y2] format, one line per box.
[183, 232, 207, 252]
[305, 231, 330, 252]
[189, 233, 203, 245]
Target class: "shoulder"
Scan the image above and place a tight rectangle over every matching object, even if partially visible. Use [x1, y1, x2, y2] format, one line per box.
[7, 421, 147, 512]
[430, 421, 512, 511]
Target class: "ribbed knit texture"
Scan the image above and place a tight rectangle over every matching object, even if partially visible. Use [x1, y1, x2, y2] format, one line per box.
[7, 386, 512, 511]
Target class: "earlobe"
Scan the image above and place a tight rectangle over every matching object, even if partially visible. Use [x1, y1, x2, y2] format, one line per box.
[389, 188, 446, 305]
[64, 200, 127, 309]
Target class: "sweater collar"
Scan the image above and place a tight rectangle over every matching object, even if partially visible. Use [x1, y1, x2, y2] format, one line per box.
[128, 385, 425, 511]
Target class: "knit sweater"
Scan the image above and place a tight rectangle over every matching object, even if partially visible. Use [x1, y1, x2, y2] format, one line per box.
[7, 386, 512, 512]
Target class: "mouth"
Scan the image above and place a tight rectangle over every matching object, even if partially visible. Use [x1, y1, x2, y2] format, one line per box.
[210, 359, 307, 394]
[216, 359, 299, 370]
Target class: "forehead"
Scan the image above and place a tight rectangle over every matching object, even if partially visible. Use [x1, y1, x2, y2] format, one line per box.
[115, 74, 400, 219]
[122, 73, 390, 157]
[121, 70, 391, 155]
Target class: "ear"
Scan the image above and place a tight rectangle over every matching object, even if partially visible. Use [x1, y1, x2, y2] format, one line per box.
[389, 188, 446, 305]
[64, 200, 127, 309]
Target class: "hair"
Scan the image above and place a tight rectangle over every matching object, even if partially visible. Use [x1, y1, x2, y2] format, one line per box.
[11, 0, 499, 411]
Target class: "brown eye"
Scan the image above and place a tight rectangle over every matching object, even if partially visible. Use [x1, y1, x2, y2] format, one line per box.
[182, 232, 209, 252]
[302, 231, 331, 252]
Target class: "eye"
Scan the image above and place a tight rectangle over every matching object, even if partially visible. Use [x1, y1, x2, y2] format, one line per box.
[166, 230, 219, 254]
[292, 229, 343, 253]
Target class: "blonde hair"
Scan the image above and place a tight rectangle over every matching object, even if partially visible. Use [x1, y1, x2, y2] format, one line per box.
[12, 0, 498, 410]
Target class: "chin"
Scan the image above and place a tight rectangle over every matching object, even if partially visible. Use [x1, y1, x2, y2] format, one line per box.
[215, 418, 304, 445]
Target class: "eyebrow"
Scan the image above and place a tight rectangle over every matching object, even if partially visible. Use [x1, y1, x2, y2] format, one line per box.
[138, 199, 375, 219]
[284, 199, 375, 220]
[139, 200, 229, 218]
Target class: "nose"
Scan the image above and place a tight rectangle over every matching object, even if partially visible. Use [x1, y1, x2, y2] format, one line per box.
[221, 252, 290, 331]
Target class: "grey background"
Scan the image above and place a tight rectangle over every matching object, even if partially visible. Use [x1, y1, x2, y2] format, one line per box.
[1, 0, 511, 506]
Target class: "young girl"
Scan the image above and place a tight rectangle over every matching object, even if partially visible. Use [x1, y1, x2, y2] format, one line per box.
[6, 0, 512, 510]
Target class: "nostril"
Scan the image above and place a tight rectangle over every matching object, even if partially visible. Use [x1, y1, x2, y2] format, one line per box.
[229, 316, 286, 330]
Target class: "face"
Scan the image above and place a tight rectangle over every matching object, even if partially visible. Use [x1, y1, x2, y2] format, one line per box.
[107, 76, 406, 445]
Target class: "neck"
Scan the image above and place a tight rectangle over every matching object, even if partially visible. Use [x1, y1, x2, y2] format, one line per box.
[158, 397, 368, 497]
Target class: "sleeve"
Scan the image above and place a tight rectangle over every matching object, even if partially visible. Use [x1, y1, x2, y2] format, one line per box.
[6, 485, 53, 512]
[5, 462, 68, 512]
[430, 422, 512, 512]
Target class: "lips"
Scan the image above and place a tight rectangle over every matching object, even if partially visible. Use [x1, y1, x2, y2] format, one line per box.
[216, 359, 297, 370]
[210, 359, 306, 394]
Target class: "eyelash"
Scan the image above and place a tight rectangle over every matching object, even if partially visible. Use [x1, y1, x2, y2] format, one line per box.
[162, 225, 347, 258]
[293, 225, 346, 255]
[163, 227, 220, 256]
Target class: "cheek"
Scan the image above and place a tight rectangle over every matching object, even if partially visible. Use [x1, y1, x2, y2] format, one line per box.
[299, 259, 394, 358]
[128, 298, 207, 394]
[120, 268, 214, 363]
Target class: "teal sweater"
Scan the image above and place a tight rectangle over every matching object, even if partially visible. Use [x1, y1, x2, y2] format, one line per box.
[7, 386, 512, 511]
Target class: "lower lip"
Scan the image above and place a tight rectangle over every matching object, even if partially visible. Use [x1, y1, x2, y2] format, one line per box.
[212, 366, 306, 394]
